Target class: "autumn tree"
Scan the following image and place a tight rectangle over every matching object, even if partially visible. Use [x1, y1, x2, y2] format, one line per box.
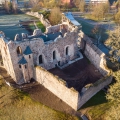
[105, 70, 120, 120]
[78, 0, 86, 12]
[114, 10, 120, 25]
[92, 2, 110, 20]
[49, 7, 62, 25]
[74, 0, 86, 12]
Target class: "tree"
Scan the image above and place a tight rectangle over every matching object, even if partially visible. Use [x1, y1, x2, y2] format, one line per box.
[105, 70, 120, 120]
[114, 10, 120, 25]
[92, 25, 102, 46]
[49, 7, 62, 25]
[29, 0, 41, 12]
[73, 0, 85, 12]
[78, 0, 86, 12]
[12, 0, 18, 14]
[106, 70, 120, 103]
[105, 105, 120, 120]
[73, 0, 80, 8]
[92, 3, 110, 20]
[3, 0, 10, 13]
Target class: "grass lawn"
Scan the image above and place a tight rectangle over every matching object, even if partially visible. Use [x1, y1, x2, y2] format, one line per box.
[0, 76, 79, 120]
[29, 21, 46, 33]
[84, 13, 113, 22]
[75, 18, 109, 43]
[79, 90, 112, 120]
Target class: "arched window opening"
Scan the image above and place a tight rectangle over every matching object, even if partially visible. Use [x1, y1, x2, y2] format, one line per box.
[66, 46, 69, 56]
[19, 65, 21, 68]
[16, 46, 22, 55]
[25, 65, 27, 69]
[29, 55, 31, 59]
[53, 51, 56, 60]
[39, 55, 43, 64]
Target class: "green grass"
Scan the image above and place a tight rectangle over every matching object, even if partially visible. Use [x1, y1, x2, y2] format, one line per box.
[79, 90, 112, 120]
[29, 22, 45, 33]
[0, 77, 79, 120]
[84, 13, 114, 22]
[75, 18, 109, 43]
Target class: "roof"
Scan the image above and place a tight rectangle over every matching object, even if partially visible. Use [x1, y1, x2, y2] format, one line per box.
[23, 46, 32, 55]
[40, 32, 62, 42]
[64, 12, 81, 26]
[18, 56, 27, 64]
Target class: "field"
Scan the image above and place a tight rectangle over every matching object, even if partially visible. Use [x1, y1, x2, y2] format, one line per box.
[0, 74, 79, 120]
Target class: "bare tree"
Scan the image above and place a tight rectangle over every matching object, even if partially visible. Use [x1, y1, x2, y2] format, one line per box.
[92, 25, 102, 46]
[29, 0, 41, 12]
[12, 0, 18, 14]
[3, 0, 10, 13]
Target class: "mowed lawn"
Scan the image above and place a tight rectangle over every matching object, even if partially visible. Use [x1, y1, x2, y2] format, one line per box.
[0, 76, 79, 120]
[78, 90, 112, 120]
[75, 18, 109, 42]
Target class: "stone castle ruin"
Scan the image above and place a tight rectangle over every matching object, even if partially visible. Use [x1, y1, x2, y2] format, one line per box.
[0, 12, 112, 110]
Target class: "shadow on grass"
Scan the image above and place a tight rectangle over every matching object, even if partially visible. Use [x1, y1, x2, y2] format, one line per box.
[80, 91, 107, 109]
[75, 17, 109, 43]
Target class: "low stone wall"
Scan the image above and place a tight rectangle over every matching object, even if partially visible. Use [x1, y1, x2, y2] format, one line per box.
[78, 76, 112, 109]
[35, 66, 112, 110]
[26, 12, 51, 28]
[79, 31, 109, 76]
[35, 66, 79, 110]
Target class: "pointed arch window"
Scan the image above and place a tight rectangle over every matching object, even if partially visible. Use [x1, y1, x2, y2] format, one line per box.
[53, 51, 56, 60]
[16, 46, 22, 55]
[39, 55, 43, 64]
[66, 46, 69, 56]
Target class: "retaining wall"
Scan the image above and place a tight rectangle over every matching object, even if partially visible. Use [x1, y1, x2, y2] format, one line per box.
[26, 12, 51, 27]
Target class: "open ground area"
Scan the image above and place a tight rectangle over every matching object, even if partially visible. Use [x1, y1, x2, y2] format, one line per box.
[49, 57, 103, 92]
[0, 66, 80, 120]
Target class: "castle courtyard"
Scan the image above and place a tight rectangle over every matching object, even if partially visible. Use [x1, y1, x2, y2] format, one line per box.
[49, 56, 103, 92]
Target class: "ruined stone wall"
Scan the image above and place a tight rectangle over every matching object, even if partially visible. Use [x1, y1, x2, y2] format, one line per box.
[78, 31, 109, 76]
[26, 12, 51, 27]
[46, 24, 68, 33]
[77, 76, 112, 109]
[6, 31, 78, 83]
[35, 66, 79, 110]
[0, 38, 17, 82]
[35, 66, 112, 110]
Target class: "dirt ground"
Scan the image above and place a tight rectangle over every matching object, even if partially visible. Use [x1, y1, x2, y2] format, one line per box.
[49, 57, 103, 92]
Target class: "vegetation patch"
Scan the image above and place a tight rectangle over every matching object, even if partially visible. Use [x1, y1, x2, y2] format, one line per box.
[29, 21, 45, 33]
[79, 90, 112, 120]
[0, 77, 78, 120]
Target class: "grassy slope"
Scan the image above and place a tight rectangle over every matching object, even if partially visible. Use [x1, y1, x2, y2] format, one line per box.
[79, 91, 112, 120]
[0, 76, 79, 120]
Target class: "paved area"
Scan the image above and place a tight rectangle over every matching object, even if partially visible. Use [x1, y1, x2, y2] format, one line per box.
[49, 57, 103, 92]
